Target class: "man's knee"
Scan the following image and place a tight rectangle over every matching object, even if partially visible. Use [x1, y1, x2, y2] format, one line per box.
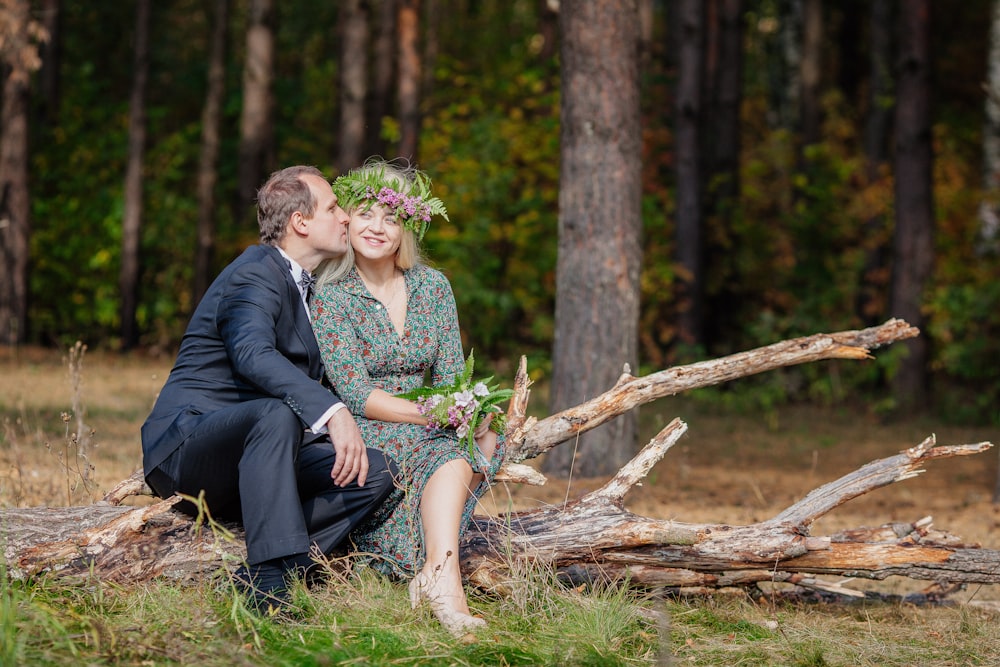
[255, 400, 301, 435]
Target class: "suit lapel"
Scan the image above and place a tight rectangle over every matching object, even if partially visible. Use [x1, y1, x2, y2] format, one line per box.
[261, 245, 322, 379]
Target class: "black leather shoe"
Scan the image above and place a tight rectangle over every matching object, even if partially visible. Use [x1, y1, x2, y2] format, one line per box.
[233, 563, 292, 617]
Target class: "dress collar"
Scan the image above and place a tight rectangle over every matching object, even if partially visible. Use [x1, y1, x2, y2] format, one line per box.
[339, 265, 421, 299]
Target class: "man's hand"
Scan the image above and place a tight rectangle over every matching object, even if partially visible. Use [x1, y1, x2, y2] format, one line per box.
[327, 409, 368, 487]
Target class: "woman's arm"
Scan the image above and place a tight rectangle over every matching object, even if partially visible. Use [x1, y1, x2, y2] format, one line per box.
[429, 272, 465, 387]
[362, 388, 427, 424]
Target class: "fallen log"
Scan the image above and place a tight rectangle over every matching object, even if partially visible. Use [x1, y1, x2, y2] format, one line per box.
[506, 318, 919, 462]
[4, 319, 998, 600]
[462, 423, 998, 594]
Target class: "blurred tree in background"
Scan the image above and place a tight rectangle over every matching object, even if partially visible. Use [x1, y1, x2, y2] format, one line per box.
[11, 0, 1000, 426]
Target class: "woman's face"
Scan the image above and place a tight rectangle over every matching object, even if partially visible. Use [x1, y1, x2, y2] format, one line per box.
[349, 203, 402, 262]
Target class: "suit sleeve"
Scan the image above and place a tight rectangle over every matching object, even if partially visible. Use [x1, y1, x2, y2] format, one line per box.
[216, 258, 340, 427]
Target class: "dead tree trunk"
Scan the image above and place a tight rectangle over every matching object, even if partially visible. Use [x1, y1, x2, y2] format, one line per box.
[3, 320, 999, 599]
[464, 426, 998, 594]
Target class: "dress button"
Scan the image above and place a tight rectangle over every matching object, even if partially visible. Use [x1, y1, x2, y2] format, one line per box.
[375, 304, 382, 309]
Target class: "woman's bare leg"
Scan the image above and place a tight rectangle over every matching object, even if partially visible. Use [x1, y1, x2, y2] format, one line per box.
[412, 458, 481, 624]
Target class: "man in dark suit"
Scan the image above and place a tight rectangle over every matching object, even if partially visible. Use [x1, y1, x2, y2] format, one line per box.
[141, 165, 397, 613]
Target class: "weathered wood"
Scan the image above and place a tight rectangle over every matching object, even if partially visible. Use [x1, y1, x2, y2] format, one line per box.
[4, 319, 997, 601]
[5, 498, 243, 583]
[507, 318, 919, 462]
[461, 431, 998, 594]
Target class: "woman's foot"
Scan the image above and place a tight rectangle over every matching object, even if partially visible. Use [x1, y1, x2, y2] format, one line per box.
[409, 569, 486, 637]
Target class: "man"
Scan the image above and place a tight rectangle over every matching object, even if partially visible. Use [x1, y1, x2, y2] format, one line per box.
[141, 165, 396, 613]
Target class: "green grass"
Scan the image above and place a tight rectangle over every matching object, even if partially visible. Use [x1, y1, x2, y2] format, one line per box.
[1, 566, 662, 666]
[4, 570, 999, 666]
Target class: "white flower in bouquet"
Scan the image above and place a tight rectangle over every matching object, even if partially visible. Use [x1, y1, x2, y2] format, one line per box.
[396, 351, 512, 459]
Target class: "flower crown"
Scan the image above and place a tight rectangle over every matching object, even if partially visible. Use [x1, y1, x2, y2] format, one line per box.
[331, 166, 449, 241]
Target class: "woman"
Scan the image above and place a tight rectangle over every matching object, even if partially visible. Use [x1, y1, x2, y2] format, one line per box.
[311, 159, 504, 636]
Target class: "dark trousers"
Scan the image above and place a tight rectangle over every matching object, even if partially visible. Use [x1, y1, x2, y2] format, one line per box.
[147, 398, 397, 564]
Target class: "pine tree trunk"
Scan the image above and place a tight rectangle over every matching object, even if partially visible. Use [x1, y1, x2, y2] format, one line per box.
[546, 0, 642, 478]
[119, 0, 151, 350]
[537, 0, 559, 62]
[979, 0, 1000, 252]
[702, 0, 744, 350]
[799, 0, 822, 146]
[706, 0, 743, 206]
[857, 0, 893, 326]
[674, 0, 705, 349]
[338, 0, 370, 174]
[777, 0, 802, 130]
[890, 0, 934, 409]
[39, 0, 62, 124]
[236, 0, 275, 226]
[193, 0, 230, 307]
[365, 0, 397, 159]
[0, 0, 35, 346]
[396, 0, 421, 161]
[421, 0, 439, 95]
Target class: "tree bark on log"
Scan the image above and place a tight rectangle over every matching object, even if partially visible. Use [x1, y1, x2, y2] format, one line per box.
[508, 318, 919, 462]
[4, 319, 998, 600]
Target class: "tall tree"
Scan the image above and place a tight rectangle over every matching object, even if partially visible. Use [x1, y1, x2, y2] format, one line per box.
[338, 0, 369, 174]
[421, 0, 439, 95]
[980, 0, 1000, 253]
[546, 0, 642, 477]
[537, 0, 559, 61]
[798, 0, 822, 146]
[857, 0, 893, 325]
[0, 0, 40, 345]
[120, 0, 151, 350]
[236, 0, 275, 225]
[674, 0, 705, 349]
[776, 0, 802, 130]
[705, 0, 745, 203]
[39, 0, 61, 123]
[365, 0, 396, 159]
[703, 0, 744, 349]
[396, 0, 421, 161]
[193, 0, 230, 306]
[890, 0, 934, 408]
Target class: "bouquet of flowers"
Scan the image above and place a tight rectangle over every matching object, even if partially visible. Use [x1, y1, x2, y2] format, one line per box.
[396, 351, 512, 459]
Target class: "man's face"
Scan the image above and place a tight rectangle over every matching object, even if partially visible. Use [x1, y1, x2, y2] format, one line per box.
[302, 174, 350, 256]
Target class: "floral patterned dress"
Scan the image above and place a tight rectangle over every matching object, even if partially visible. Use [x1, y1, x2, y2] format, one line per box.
[311, 264, 505, 578]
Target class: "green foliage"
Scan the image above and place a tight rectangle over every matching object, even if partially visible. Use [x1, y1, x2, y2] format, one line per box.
[928, 282, 1000, 425]
[396, 350, 514, 457]
[419, 37, 560, 364]
[21, 0, 1000, 421]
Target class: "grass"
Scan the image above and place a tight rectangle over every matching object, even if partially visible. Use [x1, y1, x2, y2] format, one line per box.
[1, 345, 1000, 665]
[3, 572, 998, 665]
[1, 566, 662, 665]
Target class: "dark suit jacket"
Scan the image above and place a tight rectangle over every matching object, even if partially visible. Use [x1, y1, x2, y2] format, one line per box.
[142, 244, 340, 476]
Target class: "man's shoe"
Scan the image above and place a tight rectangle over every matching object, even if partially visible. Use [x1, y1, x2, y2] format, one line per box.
[233, 563, 292, 617]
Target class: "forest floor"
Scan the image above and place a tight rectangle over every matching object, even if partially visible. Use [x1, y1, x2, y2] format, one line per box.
[2, 344, 999, 604]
